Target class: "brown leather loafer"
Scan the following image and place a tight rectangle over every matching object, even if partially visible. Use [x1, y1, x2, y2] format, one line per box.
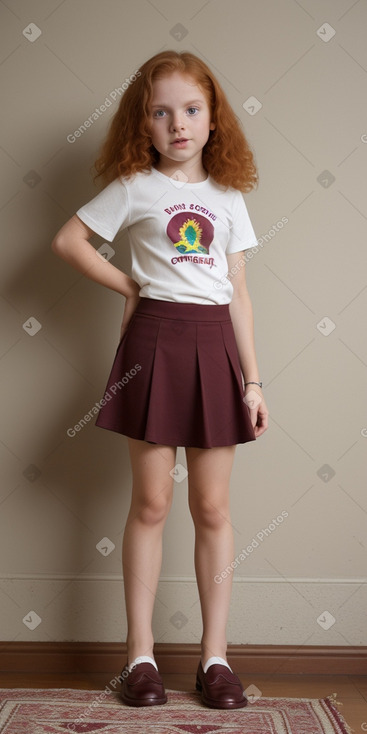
[120, 662, 167, 707]
[196, 661, 248, 709]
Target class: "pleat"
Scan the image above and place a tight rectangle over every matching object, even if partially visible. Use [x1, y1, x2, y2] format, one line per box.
[144, 318, 199, 445]
[95, 313, 159, 439]
[196, 322, 230, 446]
[196, 321, 255, 447]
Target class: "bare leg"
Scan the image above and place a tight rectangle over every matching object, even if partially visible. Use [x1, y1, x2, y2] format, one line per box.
[123, 438, 176, 665]
[186, 445, 237, 667]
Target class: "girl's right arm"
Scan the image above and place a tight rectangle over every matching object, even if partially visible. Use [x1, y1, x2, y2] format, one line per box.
[52, 214, 141, 336]
[51, 214, 139, 298]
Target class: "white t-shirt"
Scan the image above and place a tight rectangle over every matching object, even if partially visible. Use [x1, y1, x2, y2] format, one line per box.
[76, 167, 257, 305]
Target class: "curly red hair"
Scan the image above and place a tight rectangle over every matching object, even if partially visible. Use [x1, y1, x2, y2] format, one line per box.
[94, 51, 258, 193]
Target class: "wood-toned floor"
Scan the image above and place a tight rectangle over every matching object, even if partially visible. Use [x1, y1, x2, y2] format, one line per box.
[1, 672, 366, 730]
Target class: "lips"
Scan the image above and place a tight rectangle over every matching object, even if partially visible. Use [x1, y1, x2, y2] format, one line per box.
[171, 138, 189, 143]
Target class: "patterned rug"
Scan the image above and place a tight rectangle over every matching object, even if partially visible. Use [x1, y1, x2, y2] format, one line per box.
[0, 688, 353, 733]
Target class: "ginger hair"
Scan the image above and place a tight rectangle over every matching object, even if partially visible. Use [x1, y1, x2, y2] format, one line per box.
[93, 50, 258, 193]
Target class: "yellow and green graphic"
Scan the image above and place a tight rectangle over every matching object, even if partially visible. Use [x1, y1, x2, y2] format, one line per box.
[166, 212, 214, 255]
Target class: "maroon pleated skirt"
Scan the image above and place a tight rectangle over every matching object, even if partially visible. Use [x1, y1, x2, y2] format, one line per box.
[95, 297, 256, 448]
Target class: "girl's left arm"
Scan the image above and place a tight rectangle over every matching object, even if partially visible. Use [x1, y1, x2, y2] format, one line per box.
[227, 252, 269, 438]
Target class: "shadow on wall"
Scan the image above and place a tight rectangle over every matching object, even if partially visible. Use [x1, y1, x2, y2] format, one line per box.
[2, 147, 134, 640]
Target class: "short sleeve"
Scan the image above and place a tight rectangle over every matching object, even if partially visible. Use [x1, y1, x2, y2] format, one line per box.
[76, 178, 130, 242]
[226, 191, 257, 254]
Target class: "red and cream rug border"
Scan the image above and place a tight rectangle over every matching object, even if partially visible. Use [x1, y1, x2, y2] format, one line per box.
[0, 688, 353, 734]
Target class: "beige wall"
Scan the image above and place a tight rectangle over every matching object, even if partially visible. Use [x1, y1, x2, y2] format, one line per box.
[1, 0, 366, 646]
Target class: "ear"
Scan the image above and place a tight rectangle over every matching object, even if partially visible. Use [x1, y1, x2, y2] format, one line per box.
[209, 122, 215, 131]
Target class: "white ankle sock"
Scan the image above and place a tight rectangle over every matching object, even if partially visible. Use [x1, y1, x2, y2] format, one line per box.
[203, 656, 232, 674]
[128, 655, 158, 672]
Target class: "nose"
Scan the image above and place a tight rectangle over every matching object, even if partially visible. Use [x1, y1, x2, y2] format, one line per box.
[170, 112, 185, 131]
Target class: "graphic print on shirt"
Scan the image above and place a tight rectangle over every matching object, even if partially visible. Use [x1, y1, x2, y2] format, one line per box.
[165, 211, 216, 269]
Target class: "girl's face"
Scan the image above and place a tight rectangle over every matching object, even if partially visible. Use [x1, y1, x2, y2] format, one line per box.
[149, 71, 215, 176]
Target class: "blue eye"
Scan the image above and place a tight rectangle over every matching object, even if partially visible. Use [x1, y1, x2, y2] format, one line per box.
[187, 107, 199, 115]
[153, 110, 166, 118]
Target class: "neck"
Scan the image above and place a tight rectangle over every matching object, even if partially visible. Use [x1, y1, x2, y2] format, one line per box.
[154, 158, 208, 184]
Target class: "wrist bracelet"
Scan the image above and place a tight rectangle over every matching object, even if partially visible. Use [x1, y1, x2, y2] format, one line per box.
[245, 381, 263, 388]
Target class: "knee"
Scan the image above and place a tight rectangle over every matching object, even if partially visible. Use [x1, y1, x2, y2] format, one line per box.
[133, 489, 172, 526]
[189, 492, 230, 531]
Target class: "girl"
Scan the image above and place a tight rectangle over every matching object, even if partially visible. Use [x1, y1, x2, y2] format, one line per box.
[52, 50, 268, 709]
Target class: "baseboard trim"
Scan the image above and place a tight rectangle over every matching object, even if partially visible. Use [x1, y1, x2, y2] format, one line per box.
[1, 642, 366, 675]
